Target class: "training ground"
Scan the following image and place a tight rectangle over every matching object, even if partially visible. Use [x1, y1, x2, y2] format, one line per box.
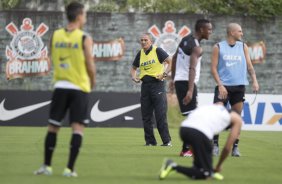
[0, 127, 281, 184]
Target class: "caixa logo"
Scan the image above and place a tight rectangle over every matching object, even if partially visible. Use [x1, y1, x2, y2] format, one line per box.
[198, 93, 282, 131]
[243, 102, 282, 125]
[241, 94, 282, 131]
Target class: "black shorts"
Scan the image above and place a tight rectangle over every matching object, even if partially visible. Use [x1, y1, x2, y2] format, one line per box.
[175, 81, 197, 116]
[213, 85, 245, 106]
[48, 88, 90, 127]
[180, 127, 213, 178]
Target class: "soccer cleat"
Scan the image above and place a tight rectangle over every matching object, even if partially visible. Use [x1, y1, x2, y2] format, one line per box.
[159, 159, 175, 180]
[180, 150, 193, 157]
[160, 142, 172, 147]
[63, 168, 78, 177]
[212, 172, 224, 180]
[231, 147, 241, 157]
[213, 145, 219, 156]
[34, 165, 52, 175]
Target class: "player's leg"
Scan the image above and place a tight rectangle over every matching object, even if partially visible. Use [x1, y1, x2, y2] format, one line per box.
[175, 81, 197, 156]
[212, 86, 226, 156]
[152, 81, 171, 146]
[44, 125, 60, 167]
[229, 85, 245, 157]
[64, 90, 89, 177]
[184, 128, 213, 179]
[141, 83, 156, 145]
[34, 89, 68, 175]
[63, 123, 84, 177]
[160, 127, 212, 180]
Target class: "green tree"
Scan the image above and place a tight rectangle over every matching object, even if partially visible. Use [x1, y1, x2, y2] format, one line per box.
[190, 0, 282, 21]
[1, 0, 21, 10]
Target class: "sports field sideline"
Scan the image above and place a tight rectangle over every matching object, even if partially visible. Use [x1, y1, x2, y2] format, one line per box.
[0, 127, 281, 184]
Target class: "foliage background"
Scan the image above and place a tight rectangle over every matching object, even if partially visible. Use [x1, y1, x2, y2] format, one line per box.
[1, 0, 282, 21]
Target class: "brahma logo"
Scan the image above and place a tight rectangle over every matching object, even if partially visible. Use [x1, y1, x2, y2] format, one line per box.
[93, 38, 125, 61]
[148, 20, 191, 55]
[247, 41, 266, 64]
[5, 18, 50, 80]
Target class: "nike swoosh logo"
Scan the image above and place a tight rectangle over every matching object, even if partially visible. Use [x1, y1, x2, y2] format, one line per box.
[59, 56, 69, 61]
[226, 62, 237, 67]
[0, 99, 51, 121]
[90, 100, 141, 122]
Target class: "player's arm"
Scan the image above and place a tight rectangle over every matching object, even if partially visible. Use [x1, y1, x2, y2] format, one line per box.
[163, 56, 171, 75]
[211, 44, 228, 100]
[183, 46, 201, 105]
[130, 65, 140, 83]
[155, 47, 171, 80]
[171, 48, 178, 81]
[215, 112, 242, 172]
[131, 51, 141, 83]
[244, 43, 259, 93]
[211, 44, 221, 86]
[169, 49, 178, 93]
[84, 36, 96, 90]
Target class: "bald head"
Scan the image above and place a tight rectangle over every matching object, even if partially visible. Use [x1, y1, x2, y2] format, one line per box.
[227, 23, 241, 35]
[226, 23, 243, 41]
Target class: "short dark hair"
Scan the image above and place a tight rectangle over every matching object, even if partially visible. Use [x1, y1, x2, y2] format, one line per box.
[195, 19, 211, 32]
[66, 2, 84, 22]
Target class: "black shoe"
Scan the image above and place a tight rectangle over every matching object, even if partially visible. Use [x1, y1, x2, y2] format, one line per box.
[144, 143, 157, 146]
[160, 142, 172, 147]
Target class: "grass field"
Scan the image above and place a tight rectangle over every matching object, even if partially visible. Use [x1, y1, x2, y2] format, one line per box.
[0, 127, 281, 184]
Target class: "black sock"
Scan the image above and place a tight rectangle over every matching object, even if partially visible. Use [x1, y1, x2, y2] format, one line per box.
[233, 139, 239, 148]
[67, 133, 82, 171]
[44, 132, 57, 166]
[213, 135, 219, 146]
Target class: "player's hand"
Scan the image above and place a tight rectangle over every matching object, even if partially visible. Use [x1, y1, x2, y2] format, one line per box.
[218, 85, 228, 100]
[156, 74, 164, 81]
[91, 80, 96, 90]
[252, 81, 259, 93]
[156, 72, 168, 81]
[183, 91, 192, 105]
[214, 165, 222, 173]
[132, 77, 140, 83]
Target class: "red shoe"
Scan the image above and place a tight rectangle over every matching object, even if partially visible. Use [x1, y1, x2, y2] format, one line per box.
[180, 150, 193, 157]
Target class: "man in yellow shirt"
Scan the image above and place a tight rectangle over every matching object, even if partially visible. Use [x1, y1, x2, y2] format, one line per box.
[34, 1, 96, 177]
[131, 33, 172, 146]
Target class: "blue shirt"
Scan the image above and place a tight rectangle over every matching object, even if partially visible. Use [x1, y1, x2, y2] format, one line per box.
[217, 41, 249, 86]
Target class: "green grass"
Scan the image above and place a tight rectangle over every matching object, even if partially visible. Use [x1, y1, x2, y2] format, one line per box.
[0, 127, 281, 184]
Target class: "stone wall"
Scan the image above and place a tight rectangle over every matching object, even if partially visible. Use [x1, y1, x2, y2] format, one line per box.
[0, 11, 281, 94]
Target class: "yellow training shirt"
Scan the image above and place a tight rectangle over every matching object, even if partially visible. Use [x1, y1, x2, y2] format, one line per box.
[139, 46, 164, 79]
[51, 28, 91, 93]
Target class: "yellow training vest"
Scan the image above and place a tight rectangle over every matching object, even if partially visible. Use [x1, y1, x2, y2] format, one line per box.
[51, 28, 91, 93]
[139, 46, 164, 79]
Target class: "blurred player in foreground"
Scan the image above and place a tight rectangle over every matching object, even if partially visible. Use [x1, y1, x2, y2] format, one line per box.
[34, 1, 96, 177]
[159, 104, 242, 180]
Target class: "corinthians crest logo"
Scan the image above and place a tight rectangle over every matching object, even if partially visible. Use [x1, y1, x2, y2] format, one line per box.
[148, 20, 191, 55]
[5, 18, 50, 80]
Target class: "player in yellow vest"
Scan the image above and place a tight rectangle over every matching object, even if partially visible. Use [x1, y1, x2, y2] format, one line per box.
[131, 33, 172, 146]
[34, 2, 96, 177]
